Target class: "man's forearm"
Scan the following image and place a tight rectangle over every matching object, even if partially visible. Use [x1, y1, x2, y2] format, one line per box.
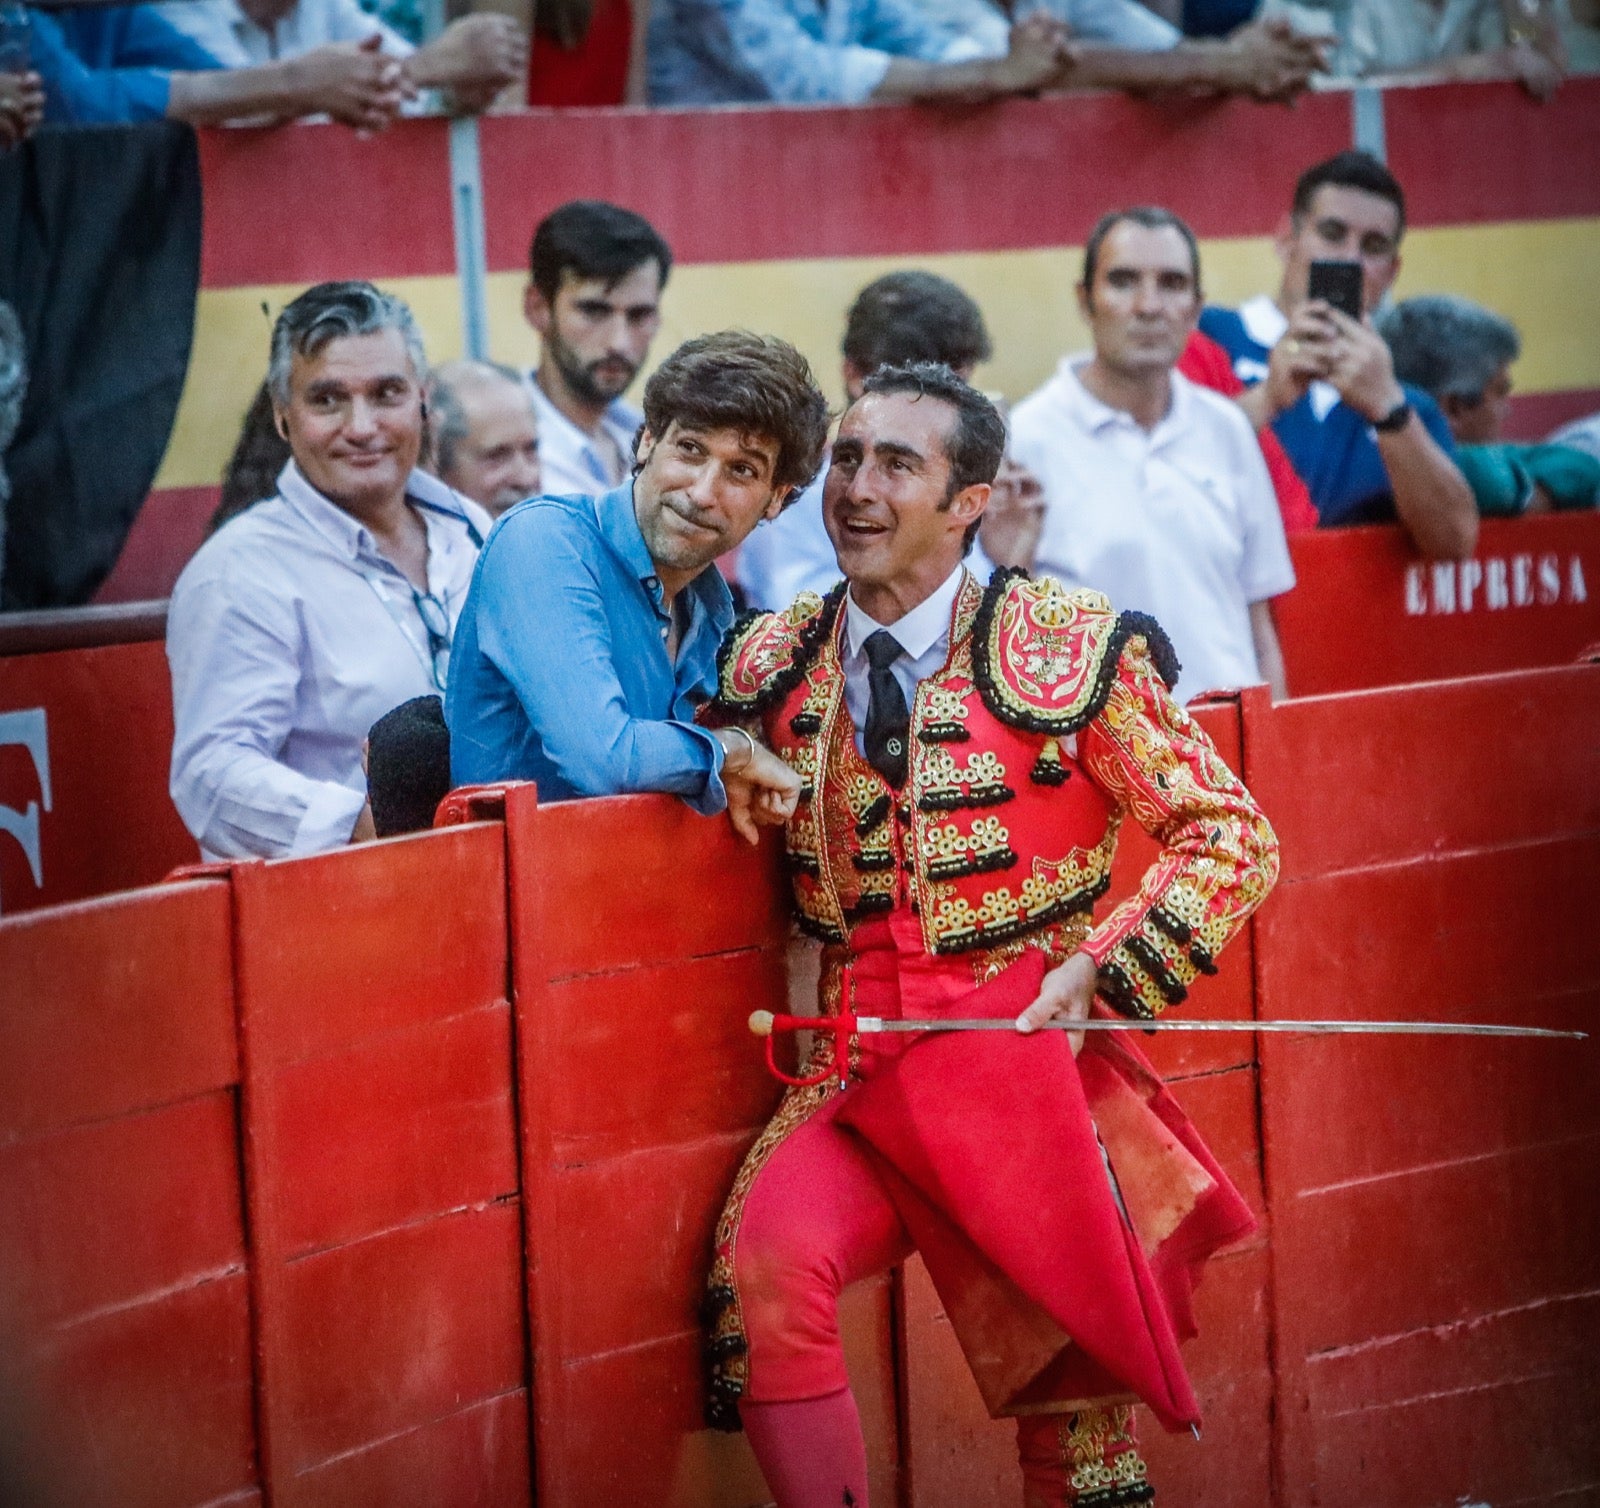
[1378, 419, 1479, 560]
[872, 53, 1048, 104]
[1235, 383, 1277, 432]
[165, 61, 302, 124]
[1249, 599, 1288, 702]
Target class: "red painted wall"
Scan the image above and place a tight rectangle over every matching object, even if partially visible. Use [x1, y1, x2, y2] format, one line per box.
[3, 665, 1594, 1505]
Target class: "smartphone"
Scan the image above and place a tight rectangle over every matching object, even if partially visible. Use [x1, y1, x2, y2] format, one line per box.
[1308, 259, 1363, 321]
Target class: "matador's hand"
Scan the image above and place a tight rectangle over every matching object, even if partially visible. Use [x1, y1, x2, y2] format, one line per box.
[1016, 948, 1096, 1057]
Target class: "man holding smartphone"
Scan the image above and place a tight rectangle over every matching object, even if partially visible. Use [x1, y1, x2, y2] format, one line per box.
[1199, 150, 1477, 560]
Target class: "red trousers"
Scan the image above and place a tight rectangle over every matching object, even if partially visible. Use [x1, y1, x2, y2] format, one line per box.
[732, 1090, 1154, 1506]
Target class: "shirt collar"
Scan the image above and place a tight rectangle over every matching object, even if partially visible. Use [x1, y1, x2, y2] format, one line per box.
[1056, 357, 1189, 437]
[844, 562, 966, 661]
[527, 376, 641, 448]
[1241, 294, 1289, 349]
[276, 459, 481, 561]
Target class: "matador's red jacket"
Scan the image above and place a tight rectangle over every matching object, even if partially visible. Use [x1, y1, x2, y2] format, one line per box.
[706, 568, 1279, 1431]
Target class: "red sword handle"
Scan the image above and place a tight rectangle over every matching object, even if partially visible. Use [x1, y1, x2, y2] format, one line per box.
[750, 1009, 859, 1088]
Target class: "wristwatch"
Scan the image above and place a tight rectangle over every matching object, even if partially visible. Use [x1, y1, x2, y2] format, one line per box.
[1372, 397, 1414, 433]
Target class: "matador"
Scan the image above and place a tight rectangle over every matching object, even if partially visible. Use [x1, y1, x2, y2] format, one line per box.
[702, 363, 1279, 1507]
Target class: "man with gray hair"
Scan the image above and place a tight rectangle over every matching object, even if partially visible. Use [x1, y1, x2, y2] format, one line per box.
[1380, 294, 1600, 515]
[426, 359, 541, 516]
[167, 280, 491, 860]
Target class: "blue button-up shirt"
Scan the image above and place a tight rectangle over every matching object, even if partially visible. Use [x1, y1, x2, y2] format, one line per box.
[445, 481, 733, 812]
[32, 4, 223, 125]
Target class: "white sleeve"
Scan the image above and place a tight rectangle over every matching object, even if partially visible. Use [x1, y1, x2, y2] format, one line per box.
[167, 571, 367, 861]
[1231, 415, 1297, 604]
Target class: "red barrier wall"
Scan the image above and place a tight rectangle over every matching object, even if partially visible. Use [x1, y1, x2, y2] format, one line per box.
[0, 640, 196, 916]
[1279, 512, 1600, 697]
[1, 669, 1595, 1506]
[0, 880, 255, 1507]
[1247, 662, 1600, 1506]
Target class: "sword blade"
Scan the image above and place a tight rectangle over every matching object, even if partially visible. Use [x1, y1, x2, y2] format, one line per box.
[851, 1017, 1586, 1040]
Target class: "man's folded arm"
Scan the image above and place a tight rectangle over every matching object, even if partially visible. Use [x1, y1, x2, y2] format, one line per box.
[473, 518, 728, 812]
[168, 578, 367, 859]
[1075, 639, 1280, 1018]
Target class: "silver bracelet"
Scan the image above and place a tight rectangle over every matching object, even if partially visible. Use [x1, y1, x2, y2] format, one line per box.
[724, 724, 760, 772]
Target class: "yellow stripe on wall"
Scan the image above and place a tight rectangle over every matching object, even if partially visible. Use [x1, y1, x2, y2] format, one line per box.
[1394, 218, 1600, 399]
[153, 221, 1600, 492]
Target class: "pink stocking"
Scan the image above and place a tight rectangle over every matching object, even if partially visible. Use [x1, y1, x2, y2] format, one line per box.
[740, 1389, 870, 1508]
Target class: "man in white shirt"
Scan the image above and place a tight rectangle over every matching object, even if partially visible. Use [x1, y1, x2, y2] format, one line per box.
[426, 359, 541, 516]
[167, 281, 491, 861]
[521, 201, 671, 498]
[1010, 207, 1294, 704]
[162, 0, 524, 112]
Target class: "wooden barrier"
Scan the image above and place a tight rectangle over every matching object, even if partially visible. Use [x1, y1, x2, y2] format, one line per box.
[0, 638, 196, 916]
[1246, 662, 1600, 1507]
[1279, 512, 1600, 697]
[0, 880, 255, 1507]
[1, 668, 1596, 1505]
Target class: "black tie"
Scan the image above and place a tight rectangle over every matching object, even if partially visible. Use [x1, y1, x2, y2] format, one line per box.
[863, 630, 910, 788]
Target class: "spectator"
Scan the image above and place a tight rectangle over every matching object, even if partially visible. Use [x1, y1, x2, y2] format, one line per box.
[426, 359, 541, 516]
[647, 0, 1327, 107]
[167, 281, 491, 860]
[1199, 149, 1478, 559]
[1010, 207, 1294, 702]
[522, 199, 670, 497]
[1264, 0, 1568, 99]
[162, 0, 526, 113]
[445, 330, 819, 838]
[30, 2, 408, 127]
[1379, 294, 1600, 514]
[737, 268, 1025, 610]
[208, 380, 293, 535]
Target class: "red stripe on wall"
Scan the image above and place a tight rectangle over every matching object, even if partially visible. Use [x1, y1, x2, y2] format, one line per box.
[198, 121, 457, 288]
[94, 486, 218, 605]
[1387, 76, 1600, 229]
[479, 91, 1351, 271]
[1503, 387, 1600, 443]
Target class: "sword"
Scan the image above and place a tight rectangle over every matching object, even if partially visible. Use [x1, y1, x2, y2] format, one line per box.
[750, 1012, 1585, 1040]
[746, 1010, 1587, 1087]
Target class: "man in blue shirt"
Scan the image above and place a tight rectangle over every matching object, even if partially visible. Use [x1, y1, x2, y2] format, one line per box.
[446, 330, 827, 840]
[1199, 149, 1477, 559]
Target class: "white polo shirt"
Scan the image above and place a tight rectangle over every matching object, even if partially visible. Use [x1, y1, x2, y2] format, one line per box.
[162, 0, 414, 63]
[1009, 357, 1295, 705]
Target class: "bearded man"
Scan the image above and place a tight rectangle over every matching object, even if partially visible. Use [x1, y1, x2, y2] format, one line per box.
[522, 199, 670, 498]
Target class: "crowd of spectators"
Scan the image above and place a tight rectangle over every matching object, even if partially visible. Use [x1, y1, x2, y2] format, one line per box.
[2, 0, 1597, 141]
[140, 128, 1596, 864]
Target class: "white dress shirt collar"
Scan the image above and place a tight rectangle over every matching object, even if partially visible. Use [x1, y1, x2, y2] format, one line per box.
[275, 459, 483, 562]
[1240, 293, 1289, 349]
[844, 560, 966, 662]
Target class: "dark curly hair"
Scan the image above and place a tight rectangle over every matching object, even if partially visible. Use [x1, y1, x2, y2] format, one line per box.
[640, 331, 830, 501]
